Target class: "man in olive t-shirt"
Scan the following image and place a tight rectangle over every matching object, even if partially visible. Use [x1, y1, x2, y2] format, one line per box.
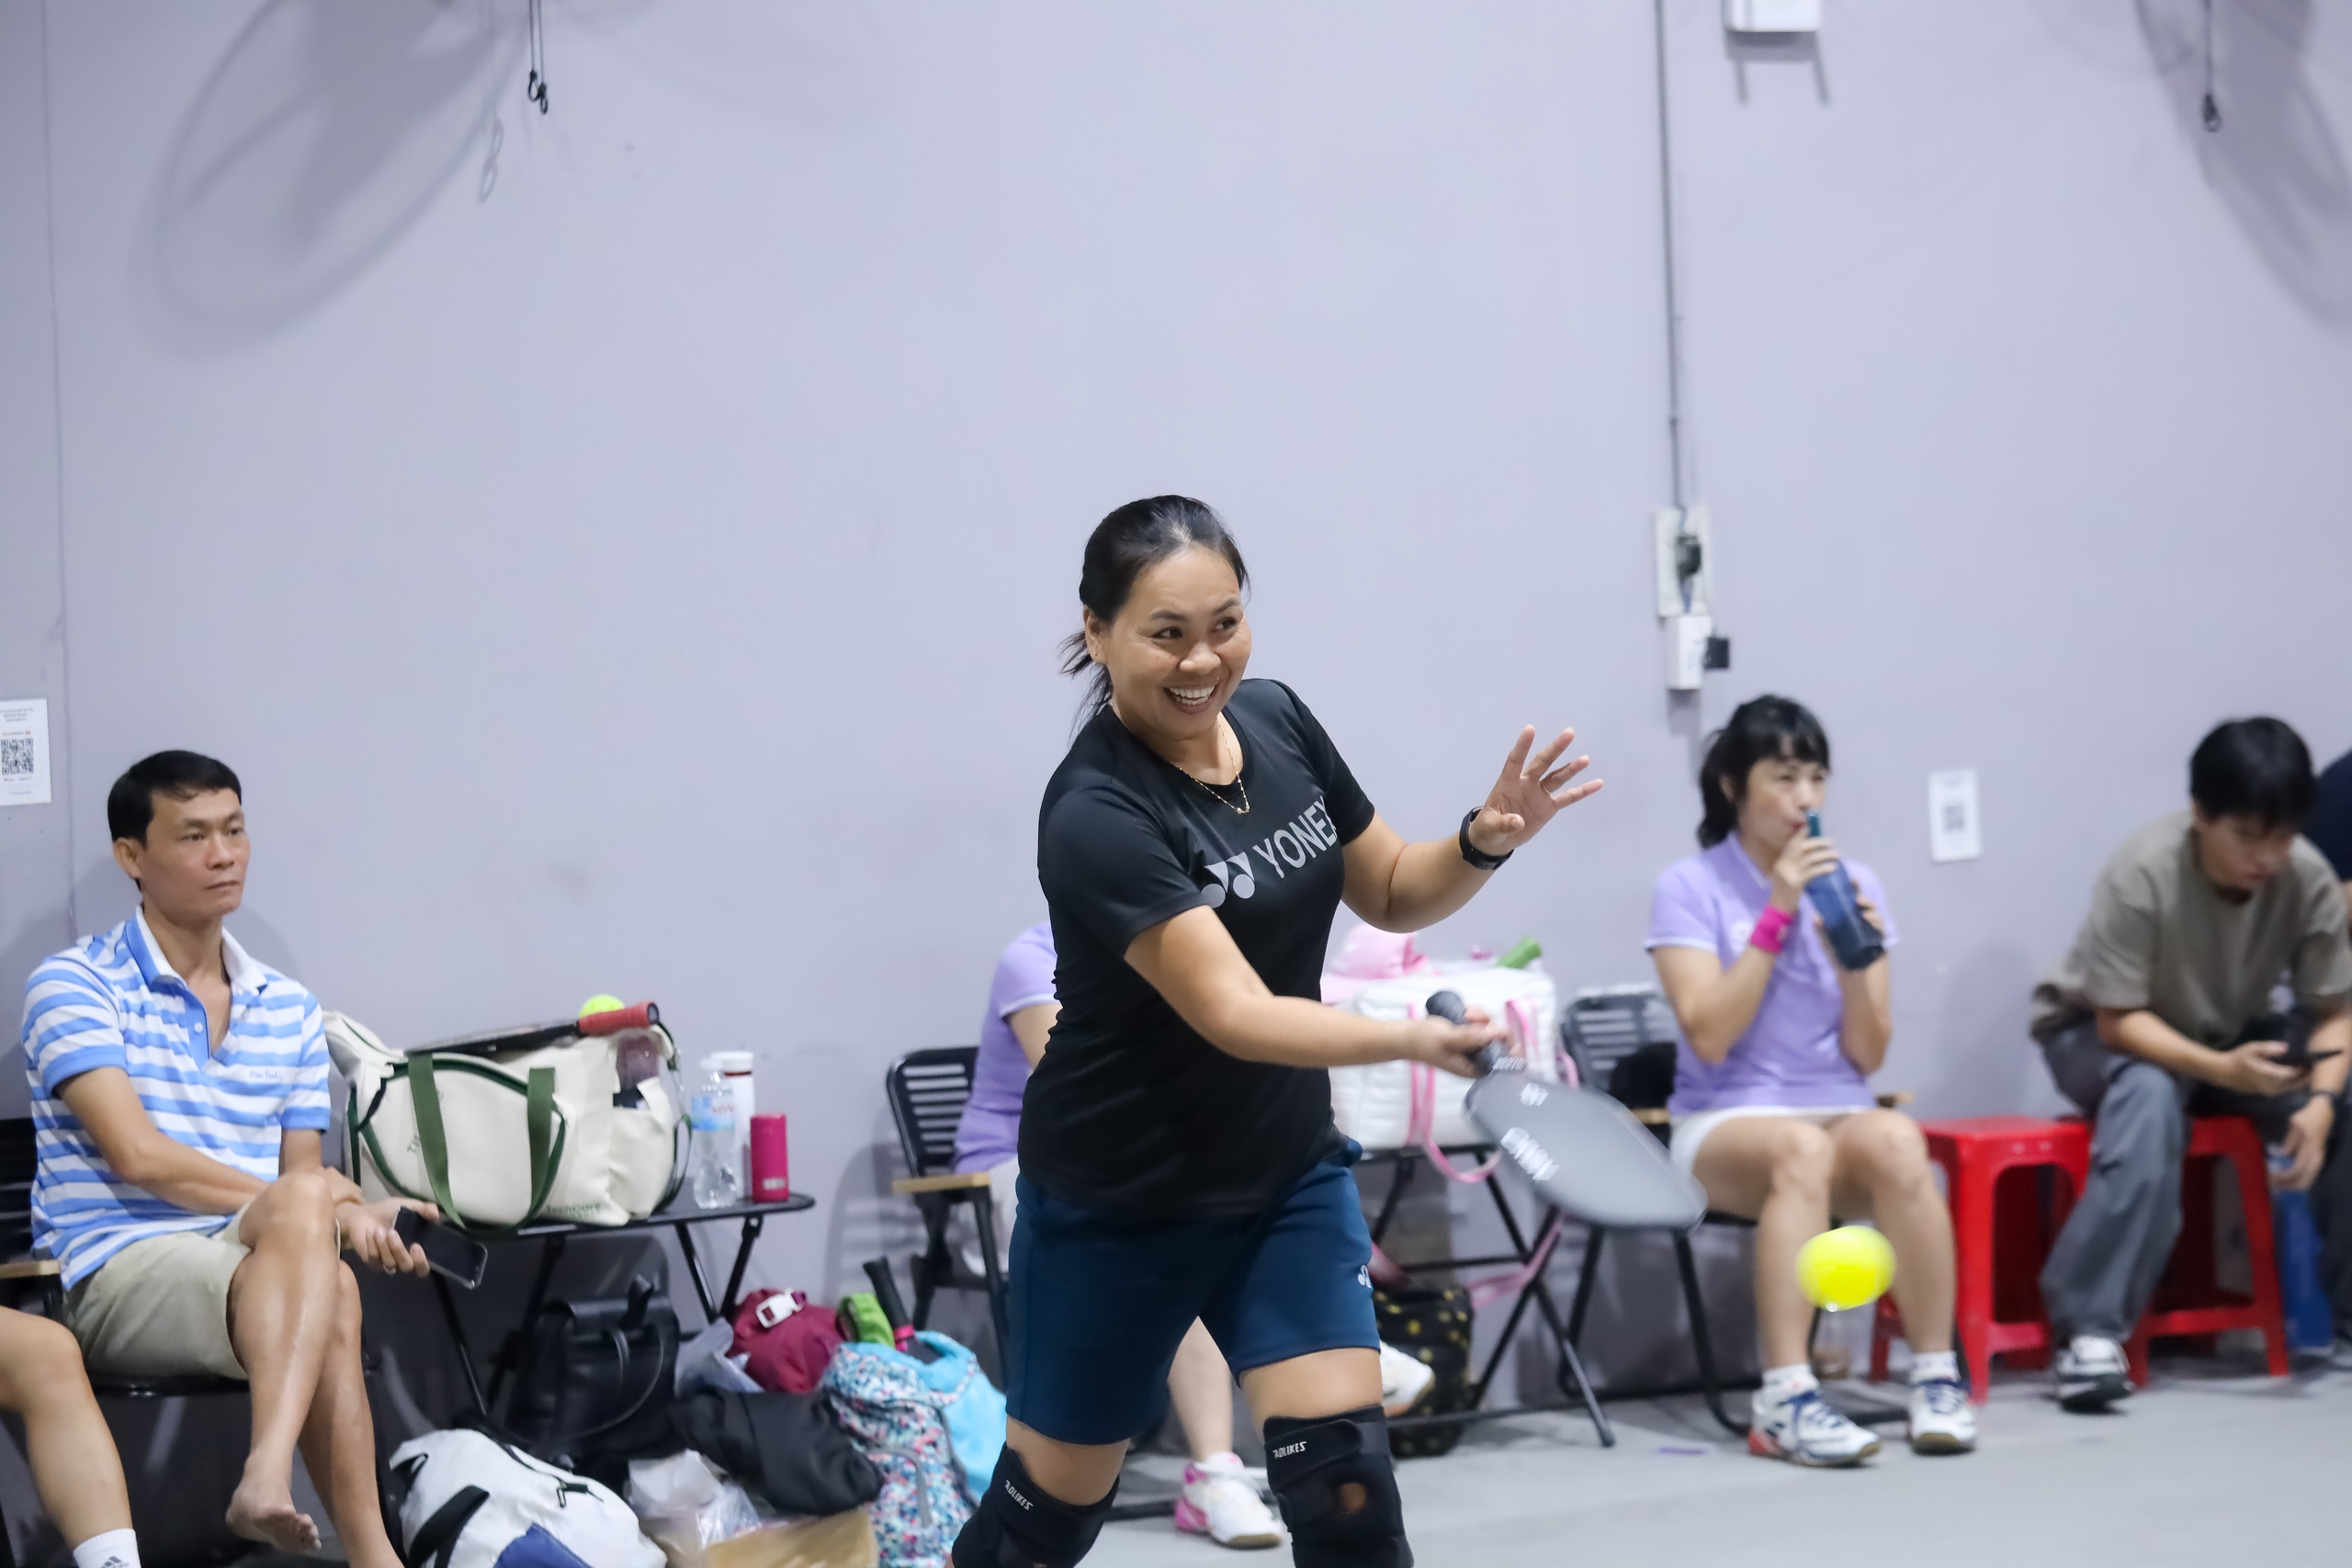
[2030, 719, 2352, 1411]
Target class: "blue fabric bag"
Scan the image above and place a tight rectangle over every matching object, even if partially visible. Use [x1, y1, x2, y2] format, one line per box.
[912, 1331, 1005, 1501]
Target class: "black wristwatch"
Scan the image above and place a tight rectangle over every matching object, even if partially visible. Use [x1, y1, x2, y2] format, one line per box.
[1458, 809, 1512, 872]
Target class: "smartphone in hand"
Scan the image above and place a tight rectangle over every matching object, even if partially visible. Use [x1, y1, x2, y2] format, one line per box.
[393, 1207, 490, 1290]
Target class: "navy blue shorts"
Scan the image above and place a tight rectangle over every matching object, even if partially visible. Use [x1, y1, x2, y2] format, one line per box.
[1003, 1150, 1378, 1446]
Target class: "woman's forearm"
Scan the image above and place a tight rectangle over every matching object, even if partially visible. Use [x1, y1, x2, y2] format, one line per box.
[1668, 945, 1778, 1063]
[1351, 834, 1493, 933]
[1195, 992, 1419, 1069]
[1838, 964, 1893, 1074]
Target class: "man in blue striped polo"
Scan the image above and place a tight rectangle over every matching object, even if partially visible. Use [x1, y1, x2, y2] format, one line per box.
[20, 751, 434, 1568]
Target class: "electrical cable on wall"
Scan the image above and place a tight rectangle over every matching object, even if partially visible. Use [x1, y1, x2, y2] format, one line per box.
[2202, 0, 2222, 132]
[1653, 0, 1688, 511]
[526, 0, 550, 115]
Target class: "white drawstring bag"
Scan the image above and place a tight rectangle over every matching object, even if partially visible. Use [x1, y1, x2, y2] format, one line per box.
[390, 1427, 664, 1568]
[1327, 965, 1565, 1154]
[328, 1012, 684, 1230]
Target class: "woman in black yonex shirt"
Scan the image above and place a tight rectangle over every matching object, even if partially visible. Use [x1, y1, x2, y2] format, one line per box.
[951, 498, 1600, 1568]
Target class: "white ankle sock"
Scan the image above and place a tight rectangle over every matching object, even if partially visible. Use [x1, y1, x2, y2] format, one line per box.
[72, 1529, 140, 1568]
[1759, 1363, 1817, 1403]
[1910, 1350, 1959, 1384]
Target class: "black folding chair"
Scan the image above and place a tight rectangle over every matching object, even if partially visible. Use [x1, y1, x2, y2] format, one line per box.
[884, 1048, 1009, 1358]
[1555, 987, 1750, 1435]
[0, 1117, 253, 1566]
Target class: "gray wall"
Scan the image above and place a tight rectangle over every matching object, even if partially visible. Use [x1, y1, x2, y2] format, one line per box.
[3, 0, 2351, 1469]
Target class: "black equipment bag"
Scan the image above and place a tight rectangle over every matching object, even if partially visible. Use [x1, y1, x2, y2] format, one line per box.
[504, 1273, 679, 1488]
[672, 1387, 881, 1518]
[1372, 1280, 1474, 1458]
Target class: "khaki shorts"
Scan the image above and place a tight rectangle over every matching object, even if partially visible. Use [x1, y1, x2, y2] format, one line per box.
[64, 1215, 253, 1382]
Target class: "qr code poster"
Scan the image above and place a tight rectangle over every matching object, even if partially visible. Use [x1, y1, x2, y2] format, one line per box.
[0, 698, 52, 807]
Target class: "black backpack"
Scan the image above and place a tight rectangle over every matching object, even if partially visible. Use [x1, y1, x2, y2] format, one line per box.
[1372, 1280, 1474, 1458]
[503, 1274, 679, 1490]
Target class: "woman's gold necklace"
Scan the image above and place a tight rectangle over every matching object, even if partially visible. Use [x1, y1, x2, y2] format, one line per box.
[1179, 721, 1250, 816]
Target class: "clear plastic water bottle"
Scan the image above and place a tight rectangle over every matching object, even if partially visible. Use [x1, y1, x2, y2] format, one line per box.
[689, 1069, 742, 1210]
[1804, 811, 1886, 972]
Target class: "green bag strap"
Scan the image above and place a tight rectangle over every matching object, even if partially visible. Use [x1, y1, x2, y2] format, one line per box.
[408, 1057, 560, 1230]
[407, 1053, 465, 1225]
[524, 1066, 557, 1217]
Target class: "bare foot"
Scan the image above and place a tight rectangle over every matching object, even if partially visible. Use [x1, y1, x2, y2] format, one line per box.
[227, 1475, 322, 1554]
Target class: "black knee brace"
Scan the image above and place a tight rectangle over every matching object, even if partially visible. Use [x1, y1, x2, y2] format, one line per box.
[1264, 1404, 1411, 1568]
[950, 1446, 1118, 1568]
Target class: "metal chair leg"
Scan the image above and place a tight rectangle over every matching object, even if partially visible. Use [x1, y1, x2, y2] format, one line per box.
[1676, 1231, 1747, 1436]
[972, 1193, 1011, 1362]
[1566, 1225, 1605, 1346]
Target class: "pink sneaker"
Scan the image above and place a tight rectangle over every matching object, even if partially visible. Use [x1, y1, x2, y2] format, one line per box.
[1173, 1453, 1283, 1550]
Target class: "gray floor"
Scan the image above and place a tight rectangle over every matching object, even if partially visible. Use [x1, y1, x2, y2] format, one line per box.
[228, 1356, 2352, 1568]
[1089, 1358, 2352, 1568]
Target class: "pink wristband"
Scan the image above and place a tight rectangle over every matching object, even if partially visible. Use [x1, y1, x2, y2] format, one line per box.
[1750, 906, 1794, 955]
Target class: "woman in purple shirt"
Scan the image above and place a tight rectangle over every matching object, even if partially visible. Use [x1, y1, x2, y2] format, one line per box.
[1647, 696, 1971, 1466]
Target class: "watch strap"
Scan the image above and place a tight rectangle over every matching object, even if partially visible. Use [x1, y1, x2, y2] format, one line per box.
[1458, 808, 1513, 872]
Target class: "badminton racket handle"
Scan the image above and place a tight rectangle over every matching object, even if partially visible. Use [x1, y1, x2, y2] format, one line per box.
[1425, 989, 1503, 1076]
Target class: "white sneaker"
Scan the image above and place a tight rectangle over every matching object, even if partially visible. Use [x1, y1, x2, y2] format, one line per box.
[2054, 1335, 2132, 1413]
[1906, 1376, 1977, 1453]
[1378, 1341, 1435, 1417]
[1748, 1386, 1881, 1467]
[1174, 1452, 1284, 1550]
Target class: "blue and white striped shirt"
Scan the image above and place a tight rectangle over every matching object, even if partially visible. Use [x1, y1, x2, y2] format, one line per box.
[20, 914, 330, 1286]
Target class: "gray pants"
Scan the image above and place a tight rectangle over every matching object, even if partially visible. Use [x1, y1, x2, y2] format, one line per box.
[2038, 1018, 2352, 1341]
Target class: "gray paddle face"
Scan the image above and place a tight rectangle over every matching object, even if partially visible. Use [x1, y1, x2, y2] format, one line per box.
[1464, 1071, 1706, 1231]
[1425, 987, 1704, 1230]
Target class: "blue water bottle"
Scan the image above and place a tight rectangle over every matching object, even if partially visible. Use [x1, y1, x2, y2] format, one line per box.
[1804, 811, 1886, 972]
[2268, 1146, 2335, 1352]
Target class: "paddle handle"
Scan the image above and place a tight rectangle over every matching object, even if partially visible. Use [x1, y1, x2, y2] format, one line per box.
[1424, 989, 1503, 1075]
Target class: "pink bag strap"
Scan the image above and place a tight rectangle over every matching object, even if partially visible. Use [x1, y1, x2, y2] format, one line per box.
[1466, 1210, 1568, 1309]
[1411, 1062, 1499, 1183]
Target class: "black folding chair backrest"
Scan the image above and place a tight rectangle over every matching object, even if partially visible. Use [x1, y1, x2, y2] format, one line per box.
[0, 1118, 36, 1260]
[886, 1048, 978, 1179]
[1561, 987, 1680, 1111]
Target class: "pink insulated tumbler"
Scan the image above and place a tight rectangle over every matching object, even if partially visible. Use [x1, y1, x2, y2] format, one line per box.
[749, 1113, 790, 1201]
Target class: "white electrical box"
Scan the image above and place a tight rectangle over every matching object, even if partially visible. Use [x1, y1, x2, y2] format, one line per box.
[1928, 770, 1982, 863]
[1665, 615, 1713, 693]
[1725, 0, 1821, 34]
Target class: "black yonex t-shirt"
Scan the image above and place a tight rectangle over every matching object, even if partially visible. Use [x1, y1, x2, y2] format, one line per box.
[1023, 679, 1376, 1218]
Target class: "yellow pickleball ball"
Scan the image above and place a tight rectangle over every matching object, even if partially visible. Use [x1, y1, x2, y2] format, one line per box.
[1796, 1225, 1895, 1312]
[579, 994, 626, 1018]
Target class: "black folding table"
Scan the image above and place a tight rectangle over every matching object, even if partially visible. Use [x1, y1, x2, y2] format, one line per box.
[427, 1195, 815, 1415]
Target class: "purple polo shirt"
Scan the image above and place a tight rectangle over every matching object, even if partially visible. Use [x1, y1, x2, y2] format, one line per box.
[1646, 837, 1897, 1117]
[952, 923, 1057, 1173]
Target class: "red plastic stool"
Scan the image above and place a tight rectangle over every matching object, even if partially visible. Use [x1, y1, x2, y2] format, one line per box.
[1871, 1115, 2088, 1403]
[2124, 1114, 2290, 1383]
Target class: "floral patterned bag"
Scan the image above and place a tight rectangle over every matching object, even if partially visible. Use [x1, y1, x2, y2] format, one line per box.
[819, 1341, 973, 1567]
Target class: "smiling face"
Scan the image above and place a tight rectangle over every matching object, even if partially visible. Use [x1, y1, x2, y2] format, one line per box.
[1731, 752, 1829, 859]
[1081, 545, 1252, 752]
[113, 788, 248, 925]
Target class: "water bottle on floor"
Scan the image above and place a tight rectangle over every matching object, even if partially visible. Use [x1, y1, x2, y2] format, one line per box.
[2268, 1145, 2334, 1352]
[690, 1068, 742, 1210]
[1804, 811, 1886, 972]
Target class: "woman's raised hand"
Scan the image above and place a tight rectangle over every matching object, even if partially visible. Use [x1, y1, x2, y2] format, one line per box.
[1770, 832, 1840, 913]
[1465, 727, 1602, 858]
[1399, 1008, 1507, 1079]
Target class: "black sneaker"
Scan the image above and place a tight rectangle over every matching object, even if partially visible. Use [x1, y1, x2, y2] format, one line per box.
[2054, 1335, 2132, 1412]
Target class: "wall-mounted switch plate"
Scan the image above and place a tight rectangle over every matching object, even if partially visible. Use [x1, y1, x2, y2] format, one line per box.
[1654, 505, 1713, 618]
[1928, 769, 1982, 863]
